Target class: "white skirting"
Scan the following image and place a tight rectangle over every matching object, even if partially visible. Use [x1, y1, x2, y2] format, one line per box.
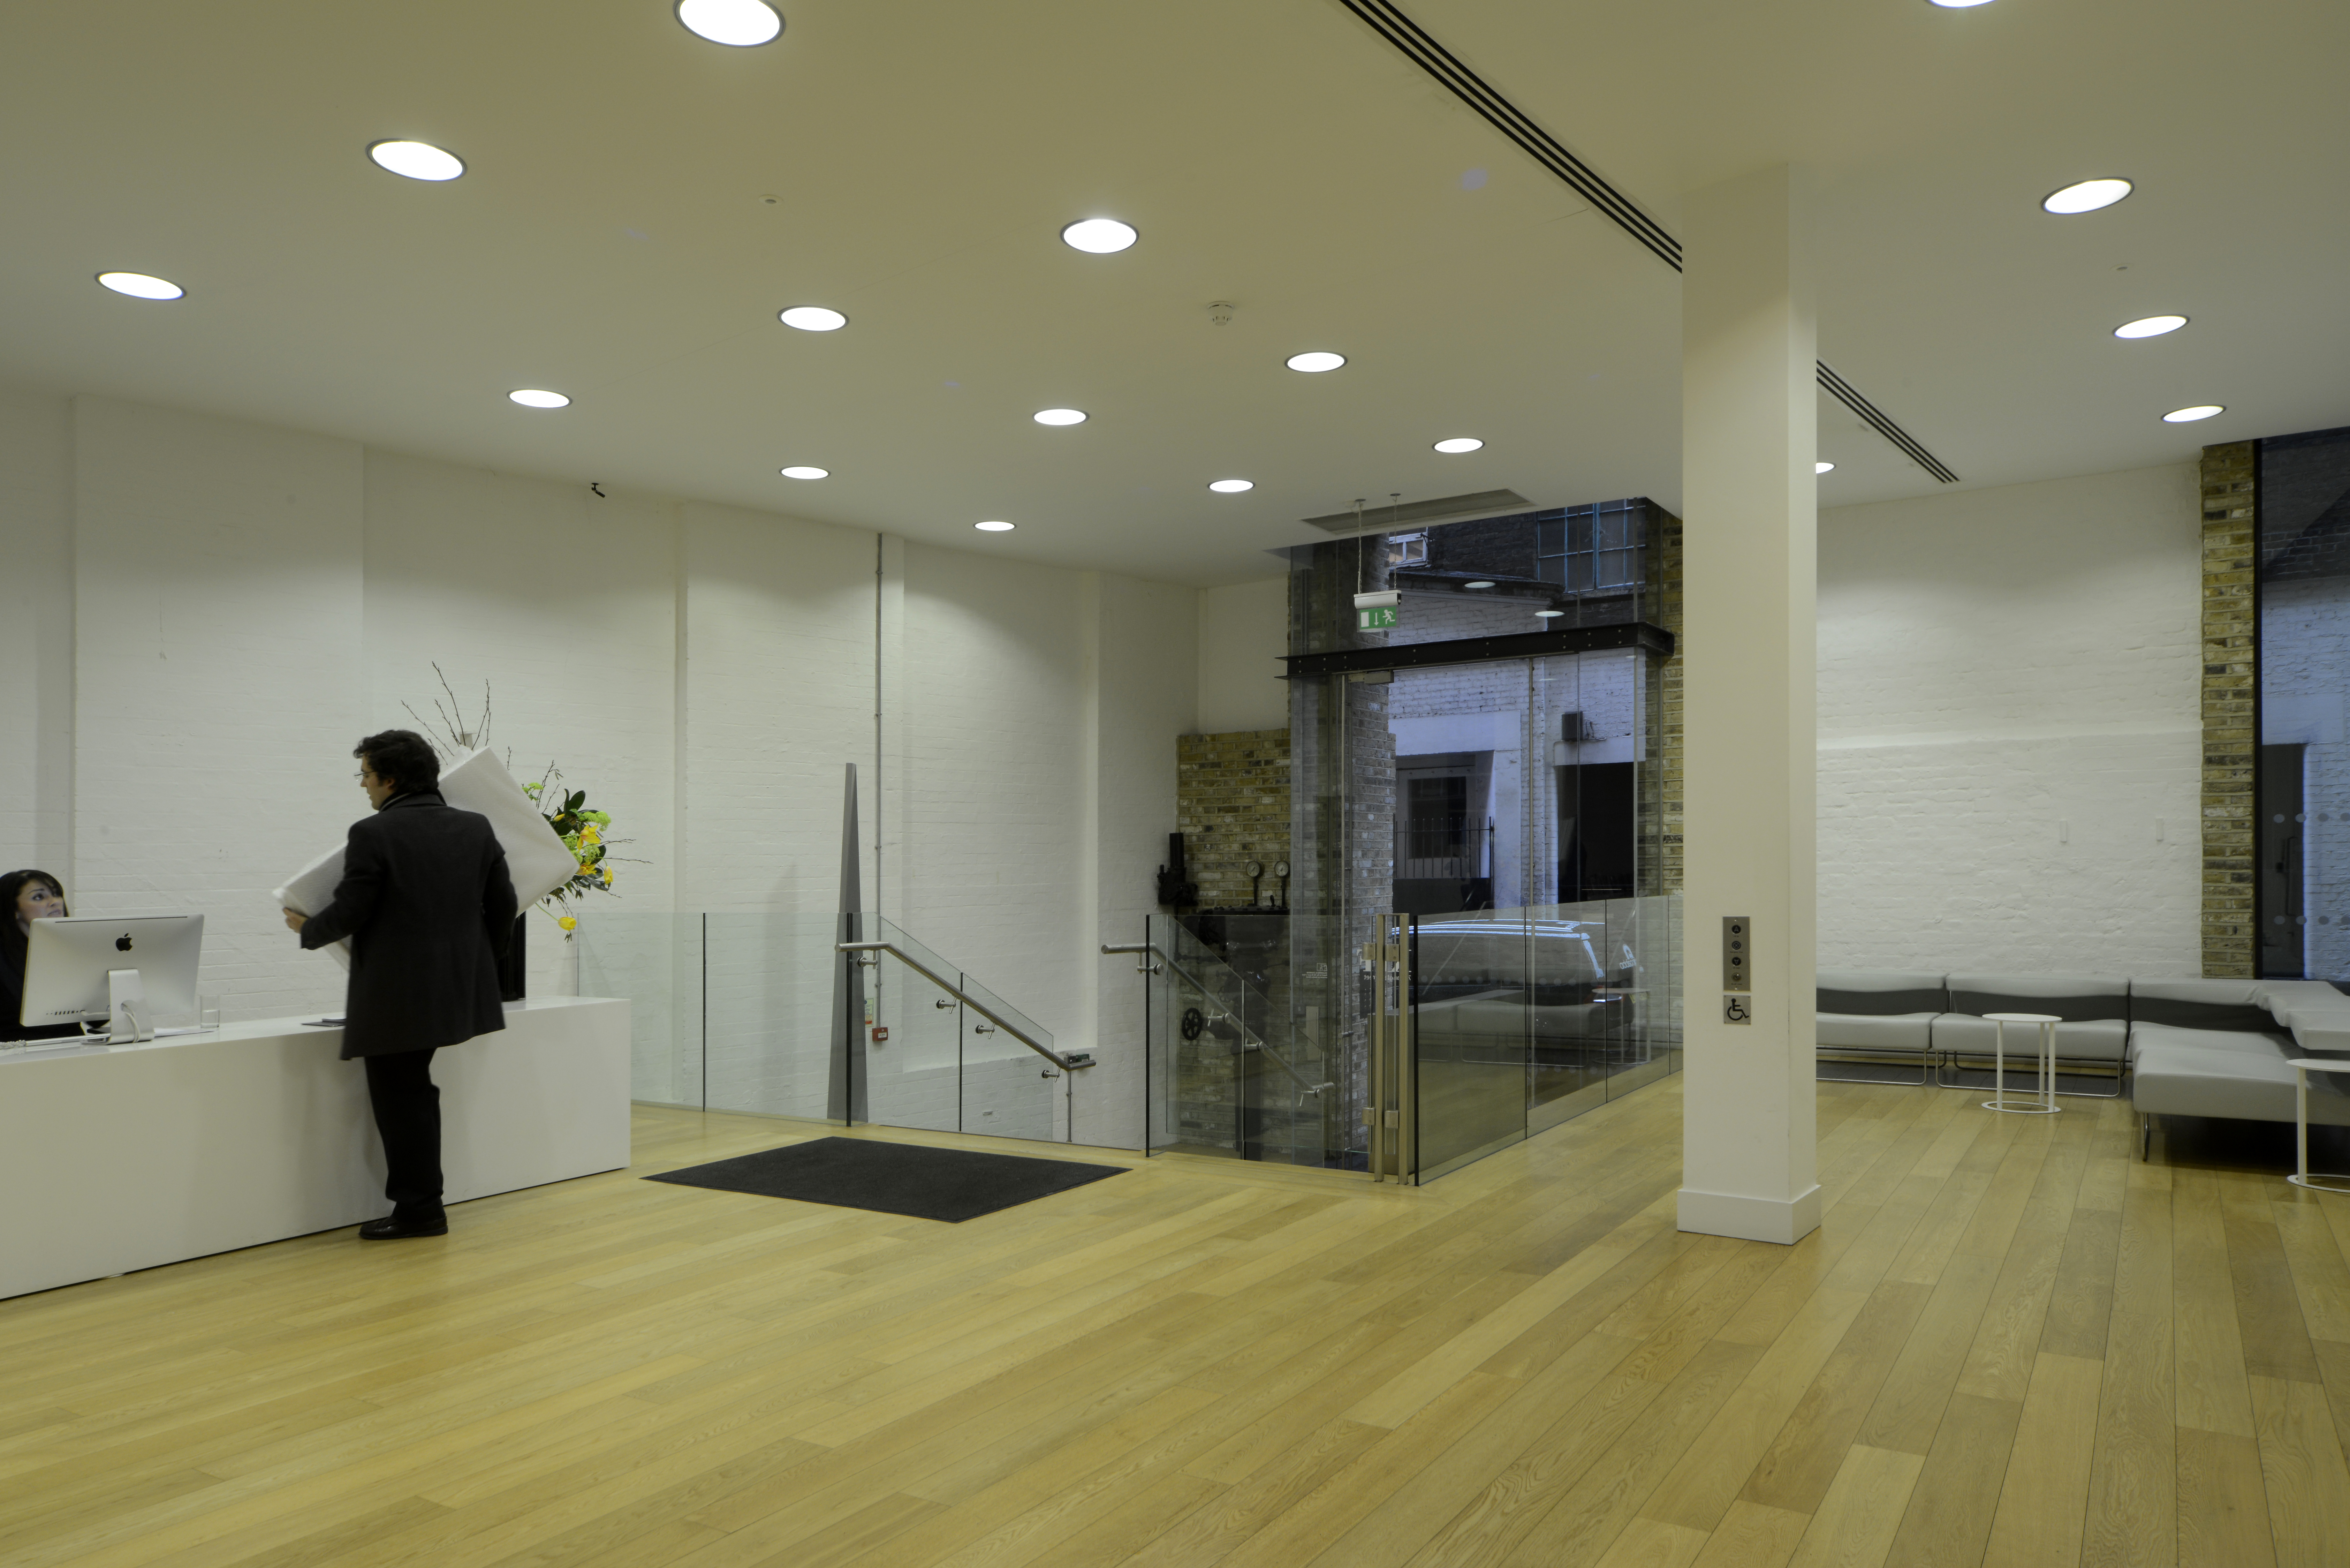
[1677, 1181, 1823, 1246]
[1, 996, 631, 1300]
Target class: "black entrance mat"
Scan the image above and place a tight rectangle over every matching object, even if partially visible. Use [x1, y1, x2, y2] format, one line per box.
[644, 1136, 1128, 1223]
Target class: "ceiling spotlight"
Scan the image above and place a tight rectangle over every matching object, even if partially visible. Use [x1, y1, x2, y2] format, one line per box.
[95, 271, 184, 300]
[2114, 314, 2188, 339]
[676, 0, 783, 46]
[2163, 404, 2225, 423]
[780, 465, 828, 479]
[1534, 607, 1566, 620]
[1927, 0, 1997, 8]
[1464, 580, 1496, 590]
[1433, 437, 1484, 454]
[779, 306, 846, 331]
[2042, 178, 2133, 215]
[1286, 351, 1346, 373]
[1815, 461, 1836, 474]
[509, 389, 570, 409]
[1060, 218, 1137, 254]
[974, 520, 1015, 532]
[367, 140, 464, 182]
[1208, 479, 1254, 494]
[1033, 408, 1087, 426]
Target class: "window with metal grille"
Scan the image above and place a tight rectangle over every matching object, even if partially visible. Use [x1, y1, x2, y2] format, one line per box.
[1535, 501, 1644, 592]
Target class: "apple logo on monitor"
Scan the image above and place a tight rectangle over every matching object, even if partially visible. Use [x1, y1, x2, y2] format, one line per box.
[115, 934, 133, 952]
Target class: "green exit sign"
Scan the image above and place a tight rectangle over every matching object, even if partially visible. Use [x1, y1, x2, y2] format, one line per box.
[1357, 605, 1399, 630]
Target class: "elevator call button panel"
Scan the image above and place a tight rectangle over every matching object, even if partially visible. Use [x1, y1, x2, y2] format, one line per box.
[1722, 916, 1752, 993]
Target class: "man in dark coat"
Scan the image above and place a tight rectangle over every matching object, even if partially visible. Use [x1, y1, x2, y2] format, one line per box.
[284, 729, 518, 1240]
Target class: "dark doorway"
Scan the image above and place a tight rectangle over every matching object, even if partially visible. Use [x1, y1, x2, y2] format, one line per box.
[2259, 743, 2306, 978]
[1394, 754, 1493, 915]
[1559, 761, 1636, 903]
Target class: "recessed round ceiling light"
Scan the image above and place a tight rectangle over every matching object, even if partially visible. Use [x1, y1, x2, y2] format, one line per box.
[974, 519, 1015, 532]
[1033, 408, 1087, 426]
[779, 305, 846, 331]
[1433, 437, 1484, 454]
[2163, 404, 2225, 423]
[1926, 0, 1997, 8]
[1815, 461, 1836, 474]
[1208, 479, 1254, 494]
[780, 465, 828, 479]
[95, 271, 184, 300]
[2114, 314, 2188, 339]
[509, 389, 571, 409]
[1060, 218, 1137, 254]
[1534, 607, 1566, 619]
[1286, 351, 1346, 373]
[367, 139, 464, 182]
[1464, 580, 1496, 590]
[2042, 178, 2133, 215]
[676, 0, 783, 46]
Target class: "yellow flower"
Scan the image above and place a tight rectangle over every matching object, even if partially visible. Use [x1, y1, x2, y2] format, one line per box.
[601, 866, 615, 885]
[580, 827, 602, 846]
[578, 861, 595, 876]
[558, 915, 577, 931]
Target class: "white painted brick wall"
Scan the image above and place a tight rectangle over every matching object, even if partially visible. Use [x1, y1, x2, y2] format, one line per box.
[1197, 577, 1288, 734]
[1817, 463, 2203, 974]
[0, 388, 73, 878]
[72, 397, 368, 1024]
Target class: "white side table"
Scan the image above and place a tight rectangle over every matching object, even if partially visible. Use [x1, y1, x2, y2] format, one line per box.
[2285, 1059, 2350, 1194]
[1982, 1012, 2062, 1116]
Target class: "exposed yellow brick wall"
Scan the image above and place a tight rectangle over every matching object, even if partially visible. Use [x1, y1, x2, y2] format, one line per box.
[1174, 729, 1292, 908]
[2201, 441, 2256, 977]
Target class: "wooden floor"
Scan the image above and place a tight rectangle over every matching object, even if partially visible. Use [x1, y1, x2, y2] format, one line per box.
[4, 1079, 2349, 1568]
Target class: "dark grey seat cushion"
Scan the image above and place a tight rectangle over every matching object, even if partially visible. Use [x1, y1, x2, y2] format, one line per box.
[2128, 977, 2275, 1034]
[1818, 969, 1947, 1017]
[2133, 1041, 2350, 1127]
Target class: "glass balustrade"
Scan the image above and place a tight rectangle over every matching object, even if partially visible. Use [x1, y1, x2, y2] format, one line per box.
[575, 911, 1084, 1146]
[572, 894, 1679, 1180]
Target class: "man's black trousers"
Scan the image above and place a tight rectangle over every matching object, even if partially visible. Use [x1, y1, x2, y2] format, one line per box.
[362, 1047, 443, 1222]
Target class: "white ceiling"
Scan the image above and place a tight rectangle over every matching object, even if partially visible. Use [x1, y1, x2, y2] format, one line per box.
[3, 0, 2344, 585]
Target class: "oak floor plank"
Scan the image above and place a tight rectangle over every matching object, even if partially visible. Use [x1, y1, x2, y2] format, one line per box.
[1979, 1351, 2103, 1568]
[2, 1084, 2330, 1568]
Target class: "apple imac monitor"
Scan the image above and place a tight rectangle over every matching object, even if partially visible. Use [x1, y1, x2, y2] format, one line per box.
[20, 915, 204, 1040]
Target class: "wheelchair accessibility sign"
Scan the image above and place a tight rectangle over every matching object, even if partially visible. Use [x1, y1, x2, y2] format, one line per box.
[1722, 994, 1753, 1026]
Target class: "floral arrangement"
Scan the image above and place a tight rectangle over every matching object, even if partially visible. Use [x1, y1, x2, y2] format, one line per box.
[524, 770, 626, 937]
[402, 666, 639, 941]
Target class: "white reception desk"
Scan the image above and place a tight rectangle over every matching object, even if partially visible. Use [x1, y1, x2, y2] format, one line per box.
[0, 996, 631, 1300]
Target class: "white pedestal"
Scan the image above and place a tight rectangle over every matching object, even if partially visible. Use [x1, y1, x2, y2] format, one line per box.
[0, 996, 631, 1300]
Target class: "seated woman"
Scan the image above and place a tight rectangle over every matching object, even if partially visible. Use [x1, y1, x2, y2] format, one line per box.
[2, 869, 85, 1041]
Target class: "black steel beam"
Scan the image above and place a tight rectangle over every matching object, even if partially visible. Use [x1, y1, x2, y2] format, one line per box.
[1279, 622, 1674, 678]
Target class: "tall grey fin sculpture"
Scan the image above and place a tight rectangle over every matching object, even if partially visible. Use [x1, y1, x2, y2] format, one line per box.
[829, 762, 868, 1124]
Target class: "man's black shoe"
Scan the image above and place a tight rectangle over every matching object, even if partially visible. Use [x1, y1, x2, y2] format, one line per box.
[359, 1215, 448, 1240]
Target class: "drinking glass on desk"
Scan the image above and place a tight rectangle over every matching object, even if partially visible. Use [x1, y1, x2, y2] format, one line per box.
[199, 994, 221, 1032]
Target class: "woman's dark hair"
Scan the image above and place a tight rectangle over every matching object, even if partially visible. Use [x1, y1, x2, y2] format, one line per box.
[1, 869, 68, 962]
[356, 729, 442, 794]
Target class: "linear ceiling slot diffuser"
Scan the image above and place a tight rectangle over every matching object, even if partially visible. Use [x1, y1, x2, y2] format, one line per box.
[1336, 0, 1960, 484]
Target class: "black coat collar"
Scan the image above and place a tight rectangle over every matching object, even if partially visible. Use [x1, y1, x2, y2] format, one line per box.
[380, 789, 447, 813]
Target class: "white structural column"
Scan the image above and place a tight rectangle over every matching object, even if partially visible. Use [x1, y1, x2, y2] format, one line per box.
[1678, 165, 1821, 1246]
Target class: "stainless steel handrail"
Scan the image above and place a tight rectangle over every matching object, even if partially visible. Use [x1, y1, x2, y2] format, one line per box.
[837, 941, 1077, 1072]
[1101, 941, 1334, 1098]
